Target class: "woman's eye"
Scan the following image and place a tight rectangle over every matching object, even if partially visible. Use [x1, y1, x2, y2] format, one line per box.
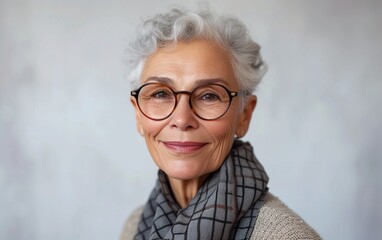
[201, 93, 220, 101]
[152, 90, 172, 99]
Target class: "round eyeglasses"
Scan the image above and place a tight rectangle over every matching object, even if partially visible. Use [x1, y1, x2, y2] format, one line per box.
[131, 83, 248, 121]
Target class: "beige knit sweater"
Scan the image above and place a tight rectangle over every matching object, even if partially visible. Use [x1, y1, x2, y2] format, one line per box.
[120, 193, 321, 239]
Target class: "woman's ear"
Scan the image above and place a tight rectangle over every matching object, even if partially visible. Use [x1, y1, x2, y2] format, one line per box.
[130, 97, 145, 136]
[236, 95, 257, 138]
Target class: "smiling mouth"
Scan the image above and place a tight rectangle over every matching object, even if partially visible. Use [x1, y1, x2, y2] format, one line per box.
[162, 141, 207, 153]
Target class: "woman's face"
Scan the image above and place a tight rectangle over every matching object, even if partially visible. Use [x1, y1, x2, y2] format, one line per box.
[131, 39, 256, 181]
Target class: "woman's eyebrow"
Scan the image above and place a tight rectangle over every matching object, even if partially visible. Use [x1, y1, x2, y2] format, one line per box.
[144, 76, 174, 85]
[194, 78, 229, 86]
[144, 76, 229, 87]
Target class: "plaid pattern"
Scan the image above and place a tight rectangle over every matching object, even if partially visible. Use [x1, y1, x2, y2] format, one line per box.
[134, 140, 269, 240]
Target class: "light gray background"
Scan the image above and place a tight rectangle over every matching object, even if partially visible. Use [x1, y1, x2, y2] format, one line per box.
[1, 0, 381, 239]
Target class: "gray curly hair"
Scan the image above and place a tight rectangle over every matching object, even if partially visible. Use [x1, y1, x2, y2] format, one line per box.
[126, 7, 267, 100]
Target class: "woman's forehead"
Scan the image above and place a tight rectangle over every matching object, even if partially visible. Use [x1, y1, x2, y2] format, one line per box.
[140, 40, 238, 89]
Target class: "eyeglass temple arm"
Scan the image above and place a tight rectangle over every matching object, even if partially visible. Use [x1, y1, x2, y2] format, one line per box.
[232, 91, 250, 97]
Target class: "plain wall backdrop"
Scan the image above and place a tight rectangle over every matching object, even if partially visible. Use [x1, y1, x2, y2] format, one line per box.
[1, 0, 381, 239]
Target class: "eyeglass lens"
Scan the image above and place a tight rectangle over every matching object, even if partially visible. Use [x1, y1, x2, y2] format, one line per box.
[136, 83, 233, 120]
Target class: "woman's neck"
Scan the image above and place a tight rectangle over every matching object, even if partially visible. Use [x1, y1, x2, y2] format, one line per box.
[168, 175, 208, 208]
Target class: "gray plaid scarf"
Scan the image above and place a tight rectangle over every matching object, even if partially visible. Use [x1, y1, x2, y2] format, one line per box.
[134, 140, 269, 240]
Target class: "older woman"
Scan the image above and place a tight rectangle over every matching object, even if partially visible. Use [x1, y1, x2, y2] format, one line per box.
[121, 7, 320, 240]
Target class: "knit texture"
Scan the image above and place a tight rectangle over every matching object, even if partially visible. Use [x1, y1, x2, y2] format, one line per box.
[120, 193, 321, 240]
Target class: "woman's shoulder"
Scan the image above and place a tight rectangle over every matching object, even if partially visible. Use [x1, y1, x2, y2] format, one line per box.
[252, 193, 321, 239]
[120, 206, 144, 240]
[120, 193, 321, 240]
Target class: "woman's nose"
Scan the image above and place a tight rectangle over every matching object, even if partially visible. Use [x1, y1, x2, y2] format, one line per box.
[169, 95, 199, 131]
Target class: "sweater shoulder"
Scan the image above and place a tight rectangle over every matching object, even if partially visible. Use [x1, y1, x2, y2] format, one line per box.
[120, 206, 144, 240]
[120, 193, 321, 240]
[252, 193, 321, 239]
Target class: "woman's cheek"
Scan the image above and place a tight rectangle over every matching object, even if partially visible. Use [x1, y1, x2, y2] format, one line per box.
[208, 122, 237, 167]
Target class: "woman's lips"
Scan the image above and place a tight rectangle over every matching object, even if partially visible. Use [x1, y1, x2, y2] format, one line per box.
[162, 141, 207, 153]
